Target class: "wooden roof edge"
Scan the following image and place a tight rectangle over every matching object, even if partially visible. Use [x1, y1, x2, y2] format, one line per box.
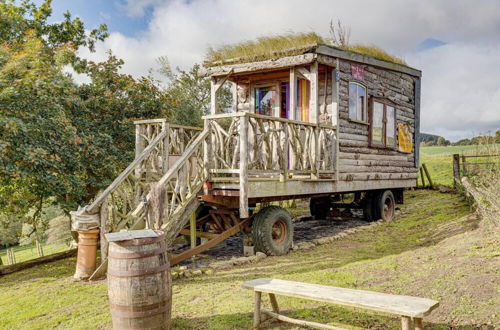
[201, 43, 421, 78]
[316, 44, 422, 78]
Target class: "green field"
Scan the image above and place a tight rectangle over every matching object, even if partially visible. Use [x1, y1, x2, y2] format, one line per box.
[1, 190, 498, 329]
[419, 144, 499, 186]
[0, 242, 70, 265]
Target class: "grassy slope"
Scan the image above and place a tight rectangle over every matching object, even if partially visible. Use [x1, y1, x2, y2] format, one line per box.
[1, 190, 498, 329]
[420, 144, 498, 187]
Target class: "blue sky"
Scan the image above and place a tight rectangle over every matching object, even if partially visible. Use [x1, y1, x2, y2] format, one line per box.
[46, 0, 500, 141]
[48, 0, 153, 37]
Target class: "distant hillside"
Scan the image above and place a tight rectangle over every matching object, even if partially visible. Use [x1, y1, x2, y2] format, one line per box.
[420, 133, 441, 143]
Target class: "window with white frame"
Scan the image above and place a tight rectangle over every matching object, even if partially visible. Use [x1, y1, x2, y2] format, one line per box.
[348, 82, 367, 122]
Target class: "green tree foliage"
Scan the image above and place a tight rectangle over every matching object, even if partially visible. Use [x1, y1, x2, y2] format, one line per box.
[0, 35, 81, 227]
[159, 57, 232, 127]
[0, 0, 108, 71]
[0, 1, 168, 237]
[66, 56, 170, 206]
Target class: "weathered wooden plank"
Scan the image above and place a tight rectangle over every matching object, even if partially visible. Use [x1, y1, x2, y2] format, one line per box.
[243, 278, 438, 318]
[201, 54, 317, 77]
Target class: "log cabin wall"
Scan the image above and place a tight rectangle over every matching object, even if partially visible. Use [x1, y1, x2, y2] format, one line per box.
[318, 65, 334, 125]
[336, 59, 418, 183]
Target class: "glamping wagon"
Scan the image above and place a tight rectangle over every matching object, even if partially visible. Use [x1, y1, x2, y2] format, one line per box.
[72, 42, 421, 273]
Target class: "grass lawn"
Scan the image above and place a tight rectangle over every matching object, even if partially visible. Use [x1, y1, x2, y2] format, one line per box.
[0, 242, 70, 265]
[419, 144, 499, 187]
[0, 189, 498, 329]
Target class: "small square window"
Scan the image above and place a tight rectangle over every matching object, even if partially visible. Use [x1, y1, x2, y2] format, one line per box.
[255, 86, 276, 116]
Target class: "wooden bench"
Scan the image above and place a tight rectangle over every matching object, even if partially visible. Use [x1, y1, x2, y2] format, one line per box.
[243, 278, 439, 330]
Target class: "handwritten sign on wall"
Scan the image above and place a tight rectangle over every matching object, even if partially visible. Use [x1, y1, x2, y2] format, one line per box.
[351, 64, 365, 81]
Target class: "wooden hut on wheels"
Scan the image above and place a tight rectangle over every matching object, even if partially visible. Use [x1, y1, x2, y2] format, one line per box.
[71, 35, 421, 279]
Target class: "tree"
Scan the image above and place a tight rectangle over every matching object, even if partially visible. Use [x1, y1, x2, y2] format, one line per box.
[495, 129, 500, 144]
[436, 136, 450, 146]
[158, 57, 232, 127]
[0, 34, 82, 231]
[0, 1, 169, 236]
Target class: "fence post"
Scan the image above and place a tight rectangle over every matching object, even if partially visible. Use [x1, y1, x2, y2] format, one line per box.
[419, 166, 426, 188]
[7, 248, 16, 265]
[461, 155, 467, 176]
[422, 163, 434, 189]
[452, 154, 460, 188]
[36, 240, 44, 257]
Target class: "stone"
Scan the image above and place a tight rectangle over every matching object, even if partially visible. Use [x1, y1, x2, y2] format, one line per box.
[255, 252, 267, 260]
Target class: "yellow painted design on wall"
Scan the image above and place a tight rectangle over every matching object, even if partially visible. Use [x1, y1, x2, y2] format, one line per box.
[398, 123, 413, 153]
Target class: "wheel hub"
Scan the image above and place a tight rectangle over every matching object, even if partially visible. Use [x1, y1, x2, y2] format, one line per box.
[271, 220, 287, 244]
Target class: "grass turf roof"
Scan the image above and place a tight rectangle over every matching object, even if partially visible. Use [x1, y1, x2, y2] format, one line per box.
[204, 32, 407, 67]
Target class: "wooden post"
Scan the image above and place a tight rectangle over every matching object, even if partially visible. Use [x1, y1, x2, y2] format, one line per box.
[414, 318, 423, 330]
[203, 119, 212, 181]
[332, 62, 340, 181]
[100, 197, 109, 265]
[269, 293, 280, 313]
[422, 163, 433, 189]
[461, 155, 467, 176]
[239, 115, 249, 218]
[289, 67, 296, 120]
[419, 166, 426, 188]
[7, 248, 16, 265]
[452, 154, 460, 188]
[161, 121, 169, 175]
[190, 213, 197, 249]
[309, 61, 319, 124]
[288, 68, 296, 173]
[401, 316, 413, 330]
[253, 291, 262, 329]
[135, 124, 145, 158]
[210, 77, 217, 115]
[36, 240, 44, 257]
[280, 122, 289, 182]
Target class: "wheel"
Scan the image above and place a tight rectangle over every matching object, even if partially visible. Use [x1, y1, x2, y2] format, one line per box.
[183, 204, 211, 245]
[309, 197, 330, 220]
[372, 190, 396, 221]
[252, 206, 293, 256]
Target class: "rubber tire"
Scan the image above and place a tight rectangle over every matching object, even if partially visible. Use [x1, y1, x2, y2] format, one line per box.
[183, 204, 211, 245]
[309, 197, 330, 220]
[253, 206, 293, 256]
[372, 190, 396, 221]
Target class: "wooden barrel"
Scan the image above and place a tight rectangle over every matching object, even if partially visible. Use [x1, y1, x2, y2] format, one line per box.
[107, 230, 171, 330]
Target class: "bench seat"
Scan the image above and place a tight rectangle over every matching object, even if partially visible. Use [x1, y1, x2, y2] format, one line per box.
[243, 278, 439, 329]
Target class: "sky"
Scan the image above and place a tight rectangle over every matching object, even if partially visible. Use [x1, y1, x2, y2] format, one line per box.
[48, 0, 500, 141]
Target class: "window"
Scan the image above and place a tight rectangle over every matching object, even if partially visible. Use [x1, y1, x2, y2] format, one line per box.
[348, 82, 367, 122]
[370, 99, 397, 148]
[296, 79, 310, 122]
[254, 86, 277, 116]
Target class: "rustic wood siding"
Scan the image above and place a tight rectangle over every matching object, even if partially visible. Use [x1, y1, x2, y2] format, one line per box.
[337, 59, 418, 183]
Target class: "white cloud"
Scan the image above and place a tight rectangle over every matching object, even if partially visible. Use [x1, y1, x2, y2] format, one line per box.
[87, 0, 500, 140]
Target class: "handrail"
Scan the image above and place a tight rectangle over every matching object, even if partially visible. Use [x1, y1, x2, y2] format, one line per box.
[133, 118, 203, 131]
[203, 111, 337, 129]
[157, 129, 210, 186]
[86, 130, 167, 213]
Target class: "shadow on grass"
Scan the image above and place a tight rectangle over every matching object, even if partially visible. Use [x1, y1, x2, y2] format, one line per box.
[172, 305, 492, 330]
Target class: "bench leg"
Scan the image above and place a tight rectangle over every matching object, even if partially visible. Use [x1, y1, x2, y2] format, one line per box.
[253, 291, 262, 329]
[269, 293, 280, 313]
[401, 316, 413, 330]
[414, 318, 423, 330]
